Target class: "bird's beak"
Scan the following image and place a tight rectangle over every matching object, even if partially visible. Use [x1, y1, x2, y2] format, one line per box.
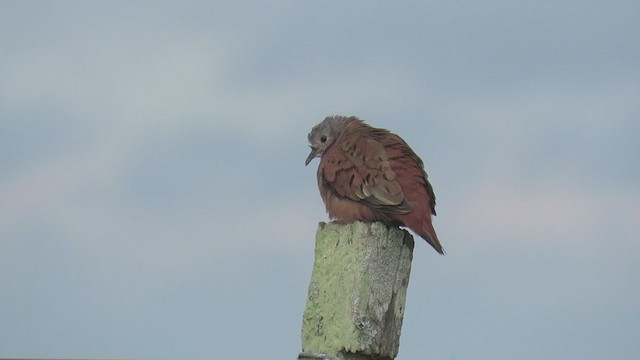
[305, 146, 319, 166]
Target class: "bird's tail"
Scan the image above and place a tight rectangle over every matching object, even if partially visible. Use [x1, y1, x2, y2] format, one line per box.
[421, 223, 445, 255]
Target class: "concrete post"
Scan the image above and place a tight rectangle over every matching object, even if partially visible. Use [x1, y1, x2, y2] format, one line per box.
[299, 221, 415, 360]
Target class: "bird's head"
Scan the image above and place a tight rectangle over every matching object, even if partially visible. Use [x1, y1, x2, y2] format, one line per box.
[305, 115, 353, 166]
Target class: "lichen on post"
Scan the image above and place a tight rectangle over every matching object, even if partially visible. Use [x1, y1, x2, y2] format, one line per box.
[300, 221, 415, 360]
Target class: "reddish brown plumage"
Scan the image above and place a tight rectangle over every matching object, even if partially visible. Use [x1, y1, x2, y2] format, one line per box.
[306, 115, 444, 254]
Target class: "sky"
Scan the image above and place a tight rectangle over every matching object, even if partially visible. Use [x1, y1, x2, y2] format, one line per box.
[1, 1, 639, 359]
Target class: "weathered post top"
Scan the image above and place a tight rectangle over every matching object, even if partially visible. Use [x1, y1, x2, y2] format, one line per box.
[300, 221, 415, 360]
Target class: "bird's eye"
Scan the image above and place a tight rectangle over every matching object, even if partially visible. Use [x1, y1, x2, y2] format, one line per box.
[320, 135, 327, 143]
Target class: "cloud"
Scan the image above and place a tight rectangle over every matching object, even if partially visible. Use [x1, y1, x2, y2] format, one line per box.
[443, 175, 640, 254]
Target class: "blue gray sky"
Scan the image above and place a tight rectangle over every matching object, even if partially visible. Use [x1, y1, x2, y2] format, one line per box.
[1, 1, 639, 359]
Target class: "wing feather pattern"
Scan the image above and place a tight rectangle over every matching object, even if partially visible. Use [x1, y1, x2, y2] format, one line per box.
[320, 128, 411, 215]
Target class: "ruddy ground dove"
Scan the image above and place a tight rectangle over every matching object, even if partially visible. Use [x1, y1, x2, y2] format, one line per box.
[306, 115, 444, 254]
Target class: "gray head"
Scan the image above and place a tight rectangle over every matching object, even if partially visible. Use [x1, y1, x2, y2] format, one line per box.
[305, 115, 354, 166]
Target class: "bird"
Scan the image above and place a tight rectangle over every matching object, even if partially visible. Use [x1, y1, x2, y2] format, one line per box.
[305, 115, 444, 254]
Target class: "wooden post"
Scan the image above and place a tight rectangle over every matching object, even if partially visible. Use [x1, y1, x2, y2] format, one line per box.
[299, 221, 415, 360]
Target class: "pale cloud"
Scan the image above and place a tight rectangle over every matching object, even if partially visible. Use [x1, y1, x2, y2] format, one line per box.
[0, 147, 121, 229]
[446, 176, 640, 253]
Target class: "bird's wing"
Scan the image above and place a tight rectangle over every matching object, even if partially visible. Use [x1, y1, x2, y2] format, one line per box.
[382, 135, 437, 216]
[320, 133, 411, 214]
